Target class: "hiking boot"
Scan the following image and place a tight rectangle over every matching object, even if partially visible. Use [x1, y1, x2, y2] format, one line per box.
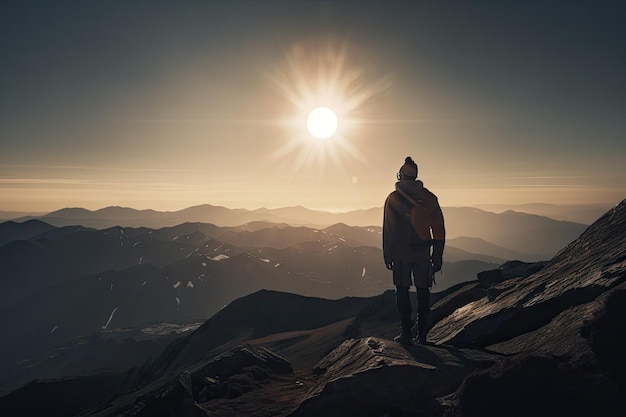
[416, 325, 429, 344]
[394, 313, 414, 345]
[394, 332, 414, 345]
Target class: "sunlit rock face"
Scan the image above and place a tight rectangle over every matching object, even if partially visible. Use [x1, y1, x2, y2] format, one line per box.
[476, 260, 548, 289]
[429, 200, 626, 362]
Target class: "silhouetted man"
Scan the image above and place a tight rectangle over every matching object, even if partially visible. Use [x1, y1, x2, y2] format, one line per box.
[383, 157, 445, 344]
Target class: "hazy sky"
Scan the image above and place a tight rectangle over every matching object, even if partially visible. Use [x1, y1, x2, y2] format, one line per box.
[1, 1, 625, 212]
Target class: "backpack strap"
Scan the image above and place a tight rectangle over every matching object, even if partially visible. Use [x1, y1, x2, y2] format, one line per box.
[396, 186, 422, 208]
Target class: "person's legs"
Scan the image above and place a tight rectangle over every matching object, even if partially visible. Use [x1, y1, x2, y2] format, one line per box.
[412, 264, 432, 344]
[394, 285, 412, 342]
[393, 263, 413, 344]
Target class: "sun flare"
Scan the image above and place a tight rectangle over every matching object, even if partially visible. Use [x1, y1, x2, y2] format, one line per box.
[270, 40, 390, 172]
[307, 107, 338, 139]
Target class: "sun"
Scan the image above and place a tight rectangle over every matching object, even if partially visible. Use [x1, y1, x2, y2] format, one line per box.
[269, 40, 390, 171]
[307, 107, 338, 139]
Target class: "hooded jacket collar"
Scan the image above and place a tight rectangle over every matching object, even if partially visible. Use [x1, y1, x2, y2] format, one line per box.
[396, 179, 424, 199]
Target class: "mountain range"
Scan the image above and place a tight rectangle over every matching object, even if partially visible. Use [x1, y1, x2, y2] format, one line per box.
[475, 202, 613, 224]
[4, 203, 589, 259]
[0, 218, 501, 395]
[4, 202, 611, 228]
[0, 199, 623, 416]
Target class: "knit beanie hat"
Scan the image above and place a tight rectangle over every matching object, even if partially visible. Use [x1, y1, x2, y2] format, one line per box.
[399, 156, 418, 178]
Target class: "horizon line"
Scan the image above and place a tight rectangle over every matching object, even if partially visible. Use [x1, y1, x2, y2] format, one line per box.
[0, 200, 620, 216]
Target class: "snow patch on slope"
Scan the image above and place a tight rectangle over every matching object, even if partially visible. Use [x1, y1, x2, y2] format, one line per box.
[102, 307, 119, 330]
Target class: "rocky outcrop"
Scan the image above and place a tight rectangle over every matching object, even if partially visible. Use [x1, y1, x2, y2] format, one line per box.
[429, 200, 626, 360]
[430, 260, 548, 334]
[120, 345, 293, 417]
[288, 337, 499, 417]
[430, 282, 486, 330]
[580, 282, 626, 392]
[476, 260, 548, 289]
[444, 354, 620, 417]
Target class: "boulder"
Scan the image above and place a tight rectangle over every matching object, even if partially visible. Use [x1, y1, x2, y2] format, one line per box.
[119, 344, 293, 417]
[477, 260, 548, 289]
[288, 337, 499, 417]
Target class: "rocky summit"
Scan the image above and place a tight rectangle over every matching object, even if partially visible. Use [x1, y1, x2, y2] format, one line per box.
[289, 337, 498, 417]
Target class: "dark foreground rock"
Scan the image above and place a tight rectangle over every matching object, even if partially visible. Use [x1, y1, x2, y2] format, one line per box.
[115, 344, 294, 417]
[444, 354, 621, 417]
[288, 337, 498, 417]
[0, 373, 128, 417]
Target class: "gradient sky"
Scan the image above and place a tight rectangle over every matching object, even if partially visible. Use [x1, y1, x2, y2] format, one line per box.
[1, 1, 625, 213]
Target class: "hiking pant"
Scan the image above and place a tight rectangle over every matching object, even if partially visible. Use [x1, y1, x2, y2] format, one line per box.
[393, 262, 432, 333]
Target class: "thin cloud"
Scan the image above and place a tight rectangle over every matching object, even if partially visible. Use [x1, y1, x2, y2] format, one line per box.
[358, 118, 486, 124]
[0, 178, 88, 185]
[132, 118, 280, 125]
[0, 178, 203, 191]
[521, 176, 588, 180]
[0, 164, 195, 173]
[510, 184, 585, 188]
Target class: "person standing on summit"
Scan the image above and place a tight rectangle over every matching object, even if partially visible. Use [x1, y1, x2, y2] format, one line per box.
[383, 157, 445, 345]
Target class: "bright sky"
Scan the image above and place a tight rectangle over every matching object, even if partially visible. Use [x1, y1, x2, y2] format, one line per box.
[1, 1, 625, 213]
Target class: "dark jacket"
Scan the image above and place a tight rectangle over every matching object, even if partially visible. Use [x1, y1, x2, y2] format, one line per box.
[383, 180, 445, 267]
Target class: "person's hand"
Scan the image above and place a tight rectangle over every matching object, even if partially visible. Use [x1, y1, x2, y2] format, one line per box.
[385, 261, 394, 270]
[431, 240, 444, 273]
[431, 258, 442, 272]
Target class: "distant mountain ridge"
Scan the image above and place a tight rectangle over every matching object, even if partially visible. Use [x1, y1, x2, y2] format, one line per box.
[476, 202, 613, 224]
[0, 219, 57, 246]
[9, 203, 588, 259]
[15, 204, 377, 228]
[448, 236, 544, 262]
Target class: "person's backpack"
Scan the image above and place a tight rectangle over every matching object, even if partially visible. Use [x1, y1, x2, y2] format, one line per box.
[396, 187, 445, 242]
